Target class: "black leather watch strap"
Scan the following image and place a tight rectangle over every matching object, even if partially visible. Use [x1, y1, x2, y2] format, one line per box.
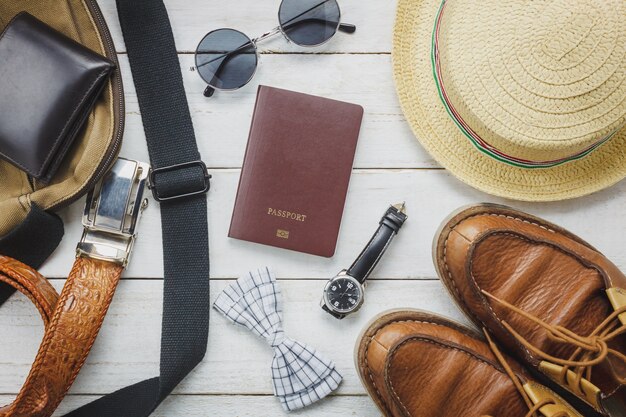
[322, 302, 346, 319]
[347, 204, 407, 283]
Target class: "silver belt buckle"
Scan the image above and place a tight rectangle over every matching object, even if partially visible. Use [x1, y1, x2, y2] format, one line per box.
[76, 158, 150, 267]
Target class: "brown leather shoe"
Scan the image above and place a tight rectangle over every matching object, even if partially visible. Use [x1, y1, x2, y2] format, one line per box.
[355, 310, 583, 417]
[434, 204, 626, 417]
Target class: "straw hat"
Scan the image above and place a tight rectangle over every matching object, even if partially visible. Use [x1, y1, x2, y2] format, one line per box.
[393, 0, 626, 201]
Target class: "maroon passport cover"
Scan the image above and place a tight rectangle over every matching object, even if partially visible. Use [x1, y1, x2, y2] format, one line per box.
[228, 85, 364, 257]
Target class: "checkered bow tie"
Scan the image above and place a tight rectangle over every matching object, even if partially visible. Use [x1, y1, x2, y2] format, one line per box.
[213, 268, 342, 412]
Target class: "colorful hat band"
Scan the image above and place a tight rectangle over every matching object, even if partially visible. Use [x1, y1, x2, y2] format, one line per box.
[431, 0, 616, 169]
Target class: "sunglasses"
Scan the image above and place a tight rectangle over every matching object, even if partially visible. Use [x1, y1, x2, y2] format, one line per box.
[195, 0, 356, 97]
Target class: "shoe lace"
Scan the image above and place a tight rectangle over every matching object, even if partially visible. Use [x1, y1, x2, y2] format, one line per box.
[482, 290, 626, 394]
[481, 330, 571, 417]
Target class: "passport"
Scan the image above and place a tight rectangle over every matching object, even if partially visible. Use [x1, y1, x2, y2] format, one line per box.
[228, 85, 364, 257]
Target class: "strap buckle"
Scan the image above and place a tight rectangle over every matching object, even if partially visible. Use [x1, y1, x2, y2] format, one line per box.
[76, 158, 150, 267]
[148, 160, 211, 202]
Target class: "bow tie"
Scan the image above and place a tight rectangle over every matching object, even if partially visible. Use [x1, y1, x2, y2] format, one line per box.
[213, 267, 342, 412]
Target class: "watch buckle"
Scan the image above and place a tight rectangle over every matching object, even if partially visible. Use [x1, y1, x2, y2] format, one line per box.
[76, 158, 150, 267]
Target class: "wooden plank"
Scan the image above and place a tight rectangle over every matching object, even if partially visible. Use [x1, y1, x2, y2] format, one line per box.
[3, 2, 622, 417]
[0, 280, 470, 395]
[116, 53, 437, 170]
[97, 0, 397, 54]
[40, 169, 626, 279]
[44, 394, 379, 417]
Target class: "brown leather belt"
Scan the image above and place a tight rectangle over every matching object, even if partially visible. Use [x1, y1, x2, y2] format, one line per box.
[0, 158, 149, 417]
[0, 257, 122, 417]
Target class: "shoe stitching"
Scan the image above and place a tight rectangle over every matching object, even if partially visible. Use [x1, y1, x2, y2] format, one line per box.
[468, 231, 608, 364]
[385, 336, 516, 417]
[441, 212, 611, 409]
[441, 212, 557, 359]
[441, 213, 556, 329]
[364, 213, 556, 415]
[363, 319, 454, 417]
[465, 236, 536, 362]
[364, 211, 597, 414]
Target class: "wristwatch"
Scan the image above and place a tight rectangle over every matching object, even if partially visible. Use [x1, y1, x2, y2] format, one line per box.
[321, 202, 407, 319]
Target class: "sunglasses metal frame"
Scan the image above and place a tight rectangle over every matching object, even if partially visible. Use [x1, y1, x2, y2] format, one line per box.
[195, 0, 356, 98]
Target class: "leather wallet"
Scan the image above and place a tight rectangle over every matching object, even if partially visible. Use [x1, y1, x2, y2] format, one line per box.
[0, 12, 115, 183]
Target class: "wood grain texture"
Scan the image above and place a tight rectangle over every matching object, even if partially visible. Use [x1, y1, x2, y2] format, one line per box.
[97, 0, 395, 53]
[41, 170, 626, 279]
[1, 0, 625, 416]
[0, 280, 470, 396]
[45, 395, 379, 417]
[114, 53, 438, 170]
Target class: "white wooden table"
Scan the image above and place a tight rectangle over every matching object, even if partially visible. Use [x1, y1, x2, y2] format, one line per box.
[2, 1, 626, 416]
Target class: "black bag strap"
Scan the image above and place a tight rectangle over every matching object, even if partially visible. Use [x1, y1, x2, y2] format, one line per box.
[65, 0, 210, 415]
[0, 204, 64, 304]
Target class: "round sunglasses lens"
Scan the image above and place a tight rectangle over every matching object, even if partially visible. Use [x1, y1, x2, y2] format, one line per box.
[278, 0, 341, 46]
[195, 29, 257, 90]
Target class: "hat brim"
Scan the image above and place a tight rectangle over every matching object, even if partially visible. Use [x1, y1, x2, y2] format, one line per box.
[393, 0, 626, 202]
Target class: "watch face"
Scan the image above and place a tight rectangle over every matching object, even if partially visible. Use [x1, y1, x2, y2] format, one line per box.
[324, 276, 362, 314]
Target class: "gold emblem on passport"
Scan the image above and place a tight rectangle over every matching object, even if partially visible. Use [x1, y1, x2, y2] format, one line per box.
[276, 229, 290, 239]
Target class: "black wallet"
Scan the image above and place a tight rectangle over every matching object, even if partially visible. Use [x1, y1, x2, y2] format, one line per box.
[0, 12, 115, 183]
